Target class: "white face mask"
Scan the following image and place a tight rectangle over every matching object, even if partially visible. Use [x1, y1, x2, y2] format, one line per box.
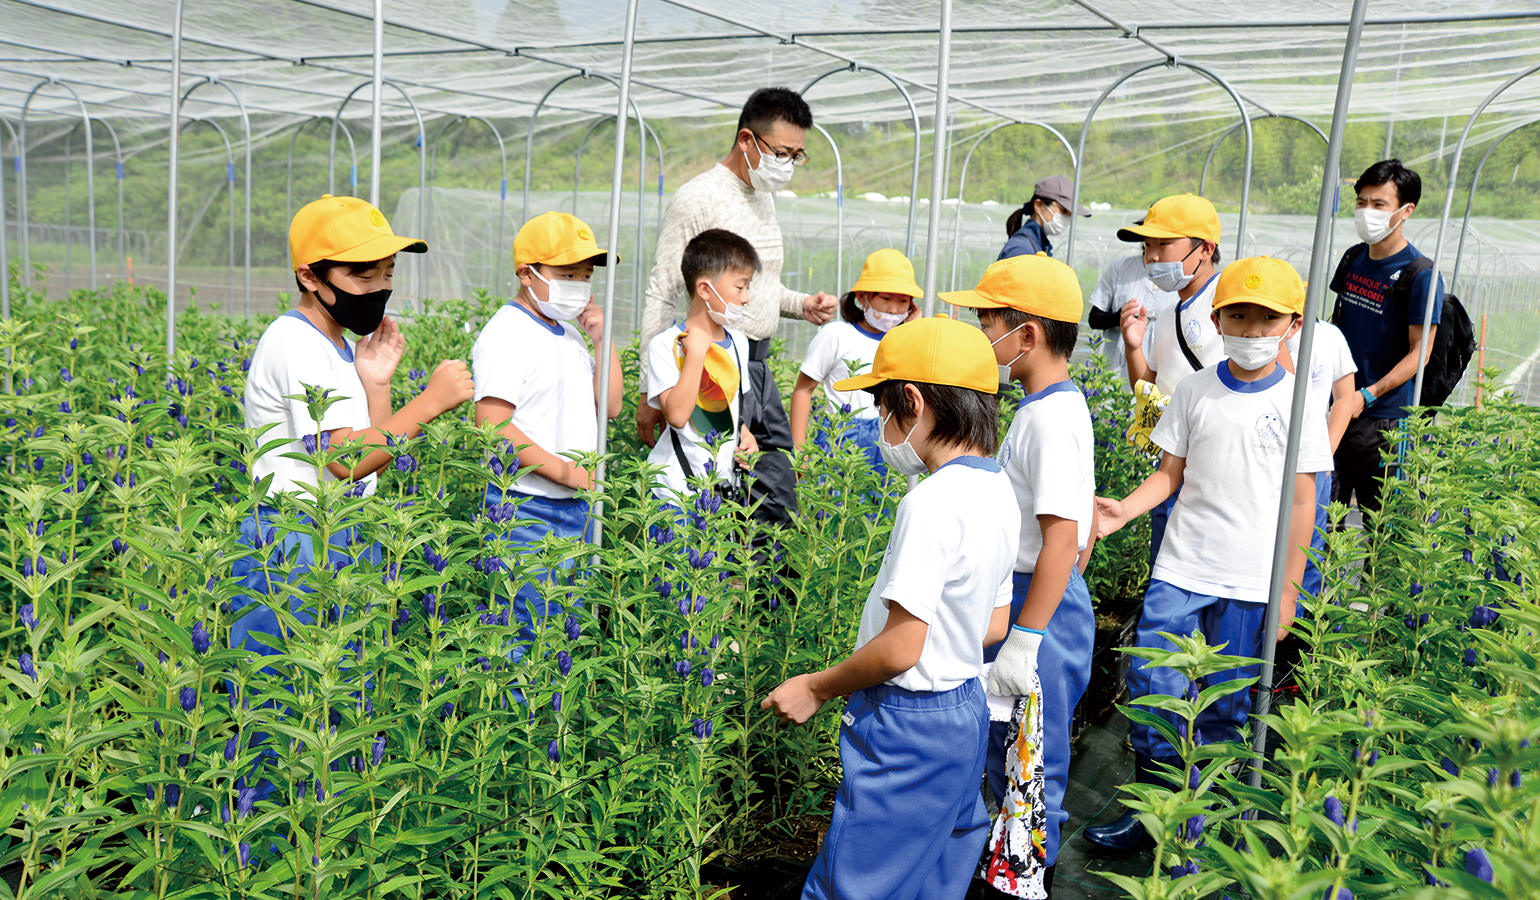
[1353, 204, 1409, 245]
[990, 322, 1028, 387]
[1146, 260, 1195, 293]
[528, 266, 590, 321]
[705, 281, 752, 331]
[743, 135, 796, 193]
[863, 304, 908, 333]
[1041, 208, 1068, 237]
[1221, 332, 1284, 371]
[877, 411, 928, 477]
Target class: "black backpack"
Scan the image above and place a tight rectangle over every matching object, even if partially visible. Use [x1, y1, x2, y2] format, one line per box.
[1329, 244, 1476, 409]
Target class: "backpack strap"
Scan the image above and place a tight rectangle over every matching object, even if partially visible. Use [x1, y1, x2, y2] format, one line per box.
[1173, 298, 1204, 372]
[1389, 256, 1436, 310]
[1328, 243, 1366, 324]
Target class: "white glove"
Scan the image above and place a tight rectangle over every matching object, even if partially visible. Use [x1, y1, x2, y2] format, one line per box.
[987, 626, 1043, 697]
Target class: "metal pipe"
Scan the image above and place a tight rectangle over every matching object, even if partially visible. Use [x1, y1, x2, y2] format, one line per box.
[949, 119, 1076, 290]
[803, 64, 923, 258]
[919, 0, 952, 315]
[167, 0, 183, 363]
[179, 117, 236, 308]
[181, 77, 253, 317]
[1450, 118, 1540, 292]
[63, 120, 71, 293]
[18, 78, 97, 289]
[591, 0, 640, 553]
[1066, 59, 1252, 265]
[522, 72, 647, 228]
[571, 117, 609, 215]
[1414, 60, 1540, 407]
[1199, 114, 1327, 196]
[370, 0, 383, 207]
[1, 117, 10, 329]
[427, 114, 509, 295]
[291, 115, 357, 219]
[1250, 0, 1370, 792]
[332, 78, 429, 301]
[809, 123, 844, 293]
[96, 117, 126, 282]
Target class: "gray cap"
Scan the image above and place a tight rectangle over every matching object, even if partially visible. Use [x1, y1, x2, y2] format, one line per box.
[1033, 174, 1091, 217]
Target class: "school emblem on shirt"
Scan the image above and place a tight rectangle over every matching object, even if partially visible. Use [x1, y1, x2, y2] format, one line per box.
[1254, 412, 1285, 447]
[1185, 317, 1202, 343]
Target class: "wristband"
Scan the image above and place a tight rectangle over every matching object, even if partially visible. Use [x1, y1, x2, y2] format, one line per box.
[1359, 387, 1376, 407]
[1011, 624, 1047, 635]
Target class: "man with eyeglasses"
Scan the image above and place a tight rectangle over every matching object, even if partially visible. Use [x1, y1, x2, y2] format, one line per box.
[638, 86, 837, 526]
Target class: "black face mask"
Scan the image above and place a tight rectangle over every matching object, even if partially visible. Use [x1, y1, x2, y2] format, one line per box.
[316, 273, 390, 336]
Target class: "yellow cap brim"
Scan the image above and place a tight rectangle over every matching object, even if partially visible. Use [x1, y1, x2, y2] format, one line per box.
[936, 288, 1006, 309]
[535, 248, 615, 267]
[1213, 293, 1299, 315]
[1116, 223, 1188, 242]
[831, 372, 885, 393]
[320, 232, 429, 265]
[851, 277, 923, 298]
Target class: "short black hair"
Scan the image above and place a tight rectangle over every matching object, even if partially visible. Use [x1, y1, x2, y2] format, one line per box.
[1354, 158, 1422, 207]
[296, 258, 381, 294]
[977, 306, 1078, 360]
[737, 87, 813, 135]
[840, 291, 862, 325]
[871, 380, 999, 456]
[681, 229, 760, 295]
[1191, 237, 1222, 268]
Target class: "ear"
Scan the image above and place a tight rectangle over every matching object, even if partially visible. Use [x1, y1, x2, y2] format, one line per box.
[734, 127, 754, 152]
[296, 265, 324, 295]
[901, 382, 926, 426]
[1019, 319, 1042, 353]
[516, 264, 535, 288]
[1287, 315, 1304, 338]
[1210, 310, 1223, 330]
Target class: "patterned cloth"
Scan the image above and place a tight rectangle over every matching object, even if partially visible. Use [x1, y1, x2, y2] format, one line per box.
[980, 678, 1048, 898]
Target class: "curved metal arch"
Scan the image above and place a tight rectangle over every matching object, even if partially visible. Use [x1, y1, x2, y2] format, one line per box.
[182, 77, 253, 316]
[1067, 60, 1253, 265]
[428, 114, 509, 295]
[1450, 117, 1540, 292]
[1416, 60, 1540, 406]
[570, 116, 610, 215]
[178, 115, 238, 308]
[57, 119, 125, 290]
[1198, 113, 1327, 196]
[19, 79, 98, 289]
[333, 79, 428, 301]
[1, 118, 14, 324]
[523, 72, 648, 298]
[808, 122, 845, 293]
[571, 116, 665, 282]
[948, 119, 1077, 290]
[803, 64, 923, 258]
[288, 115, 357, 222]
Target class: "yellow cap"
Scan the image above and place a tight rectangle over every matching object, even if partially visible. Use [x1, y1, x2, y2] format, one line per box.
[1213, 256, 1306, 315]
[1116, 193, 1221, 245]
[289, 194, 427, 269]
[674, 332, 740, 412]
[833, 315, 999, 395]
[938, 252, 1084, 323]
[851, 248, 923, 299]
[514, 211, 613, 268]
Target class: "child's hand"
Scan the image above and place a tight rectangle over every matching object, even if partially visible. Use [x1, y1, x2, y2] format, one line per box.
[762, 673, 826, 725]
[424, 359, 474, 414]
[735, 425, 758, 470]
[354, 316, 405, 387]
[679, 325, 713, 359]
[1277, 593, 1298, 642]
[576, 299, 604, 345]
[1093, 496, 1126, 539]
[1120, 299, 1147, 348]
[565, 461, 594, 491]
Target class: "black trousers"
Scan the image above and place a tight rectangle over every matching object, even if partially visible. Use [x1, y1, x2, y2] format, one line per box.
[743, 339, 798, 526]
[1332, 415, 1402, 516]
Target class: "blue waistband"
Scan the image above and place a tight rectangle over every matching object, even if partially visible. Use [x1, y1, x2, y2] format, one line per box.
[856, 677, 983, 710]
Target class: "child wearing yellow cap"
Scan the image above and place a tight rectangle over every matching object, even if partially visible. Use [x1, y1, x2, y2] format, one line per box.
[789, 248, 920, 475]
[943, 253, 1093, 894]
[232, 194, 473, 655]
[762, 316, 1020, 900]
[645, 229, 761, 502]
[1084, 257, 1328, 853]
[471, 210, 624, 650]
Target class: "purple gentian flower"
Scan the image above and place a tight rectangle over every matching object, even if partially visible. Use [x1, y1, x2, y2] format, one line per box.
[238, 842, 250, 867]
[372, 734, 386, 767]
[557, 651, 572, 676]
[547, 740, 560, 762]
[1182, 814, 1205, 841]
[565, 615, 580, 641]
[692, 717, 713, 739]
[1465, 847, 1493, 883]
[701, 669, 714, 687]
[19, 653, 37, 681]
[20, 604, 37, 631]
[237, 786, 256, 818]
[552, 692, 562, 712]
[190, 622, 210, 655]
[179, 686, 197, 712]
[225, 735, 238, 762]
[674, 659, 692, 676]
[1324, 795, 1345, 826]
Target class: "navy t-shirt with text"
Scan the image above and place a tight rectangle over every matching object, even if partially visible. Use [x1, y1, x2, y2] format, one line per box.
[1329, 242, 1444, 419]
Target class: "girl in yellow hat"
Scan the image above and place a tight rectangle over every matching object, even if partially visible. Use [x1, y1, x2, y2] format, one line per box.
[789, 248, 921, 475]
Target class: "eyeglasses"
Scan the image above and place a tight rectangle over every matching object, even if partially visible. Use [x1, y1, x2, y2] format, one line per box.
[751, 131, 810, 167]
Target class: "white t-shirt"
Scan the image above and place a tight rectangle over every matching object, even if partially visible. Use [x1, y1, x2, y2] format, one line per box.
[645, 323, 749, 499]
[798, 320, 884, 418]
[1149, 363, 1334, 603]
[1089, 254, 1175, 382]
[997, 382, 1096, 571]
[854, 457, 1019, 693]
[1286, 320, 1357, 438]
[1149, 274, 1224, 397]
[244, 311, 375, 498]
[472, 302, 598, 499]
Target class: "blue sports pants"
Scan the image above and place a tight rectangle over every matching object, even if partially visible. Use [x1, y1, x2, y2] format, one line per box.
[812, 415, 887, 478]
[1126, 579, 1266, 764]
[801, 679, 990, 900]
[983, 568, 1094, 866]
[484, 485, 591, 649]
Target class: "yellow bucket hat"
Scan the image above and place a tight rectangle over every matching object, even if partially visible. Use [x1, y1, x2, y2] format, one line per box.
[674, 333, 741, 412]
[288, 194, 427, 269]
[834, 315, 999, 395]
[851, 248, 923, 299]
[938, 252, 1084, 323]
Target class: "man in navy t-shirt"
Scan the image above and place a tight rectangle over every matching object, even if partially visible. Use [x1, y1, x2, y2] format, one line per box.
[1328, 159, 1444, 516]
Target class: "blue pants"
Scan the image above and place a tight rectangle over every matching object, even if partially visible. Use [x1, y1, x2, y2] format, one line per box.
[1149, 490, 1179, 566]
[982, 568, 1093, 866]
[1126, 579, 1266, 765]
[484, 485, 591, 648]
[812, 415, 886, 478]
[802, 679, 990, 900]
[229, 506, 380, 655]
[1301, 472, 1333, 600]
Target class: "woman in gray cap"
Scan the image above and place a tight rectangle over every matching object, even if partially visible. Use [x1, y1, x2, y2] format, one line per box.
[998, 174, 1090, 260]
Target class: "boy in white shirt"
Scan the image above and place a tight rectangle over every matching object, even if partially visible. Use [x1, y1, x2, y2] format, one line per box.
[763, 316, 1019, 900]
[944, 253, 1095, 892]
[1086, 251, 1174, 385]
[1084, 256, 1328, 853]
[1283, 320, 1356, 598]
[645, 229, 760, 502]
[473, 211, 623, 645]
[234, 194, 473, 654]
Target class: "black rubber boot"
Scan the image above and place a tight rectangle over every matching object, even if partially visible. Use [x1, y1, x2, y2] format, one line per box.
[1082, 755, 1164, 854]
